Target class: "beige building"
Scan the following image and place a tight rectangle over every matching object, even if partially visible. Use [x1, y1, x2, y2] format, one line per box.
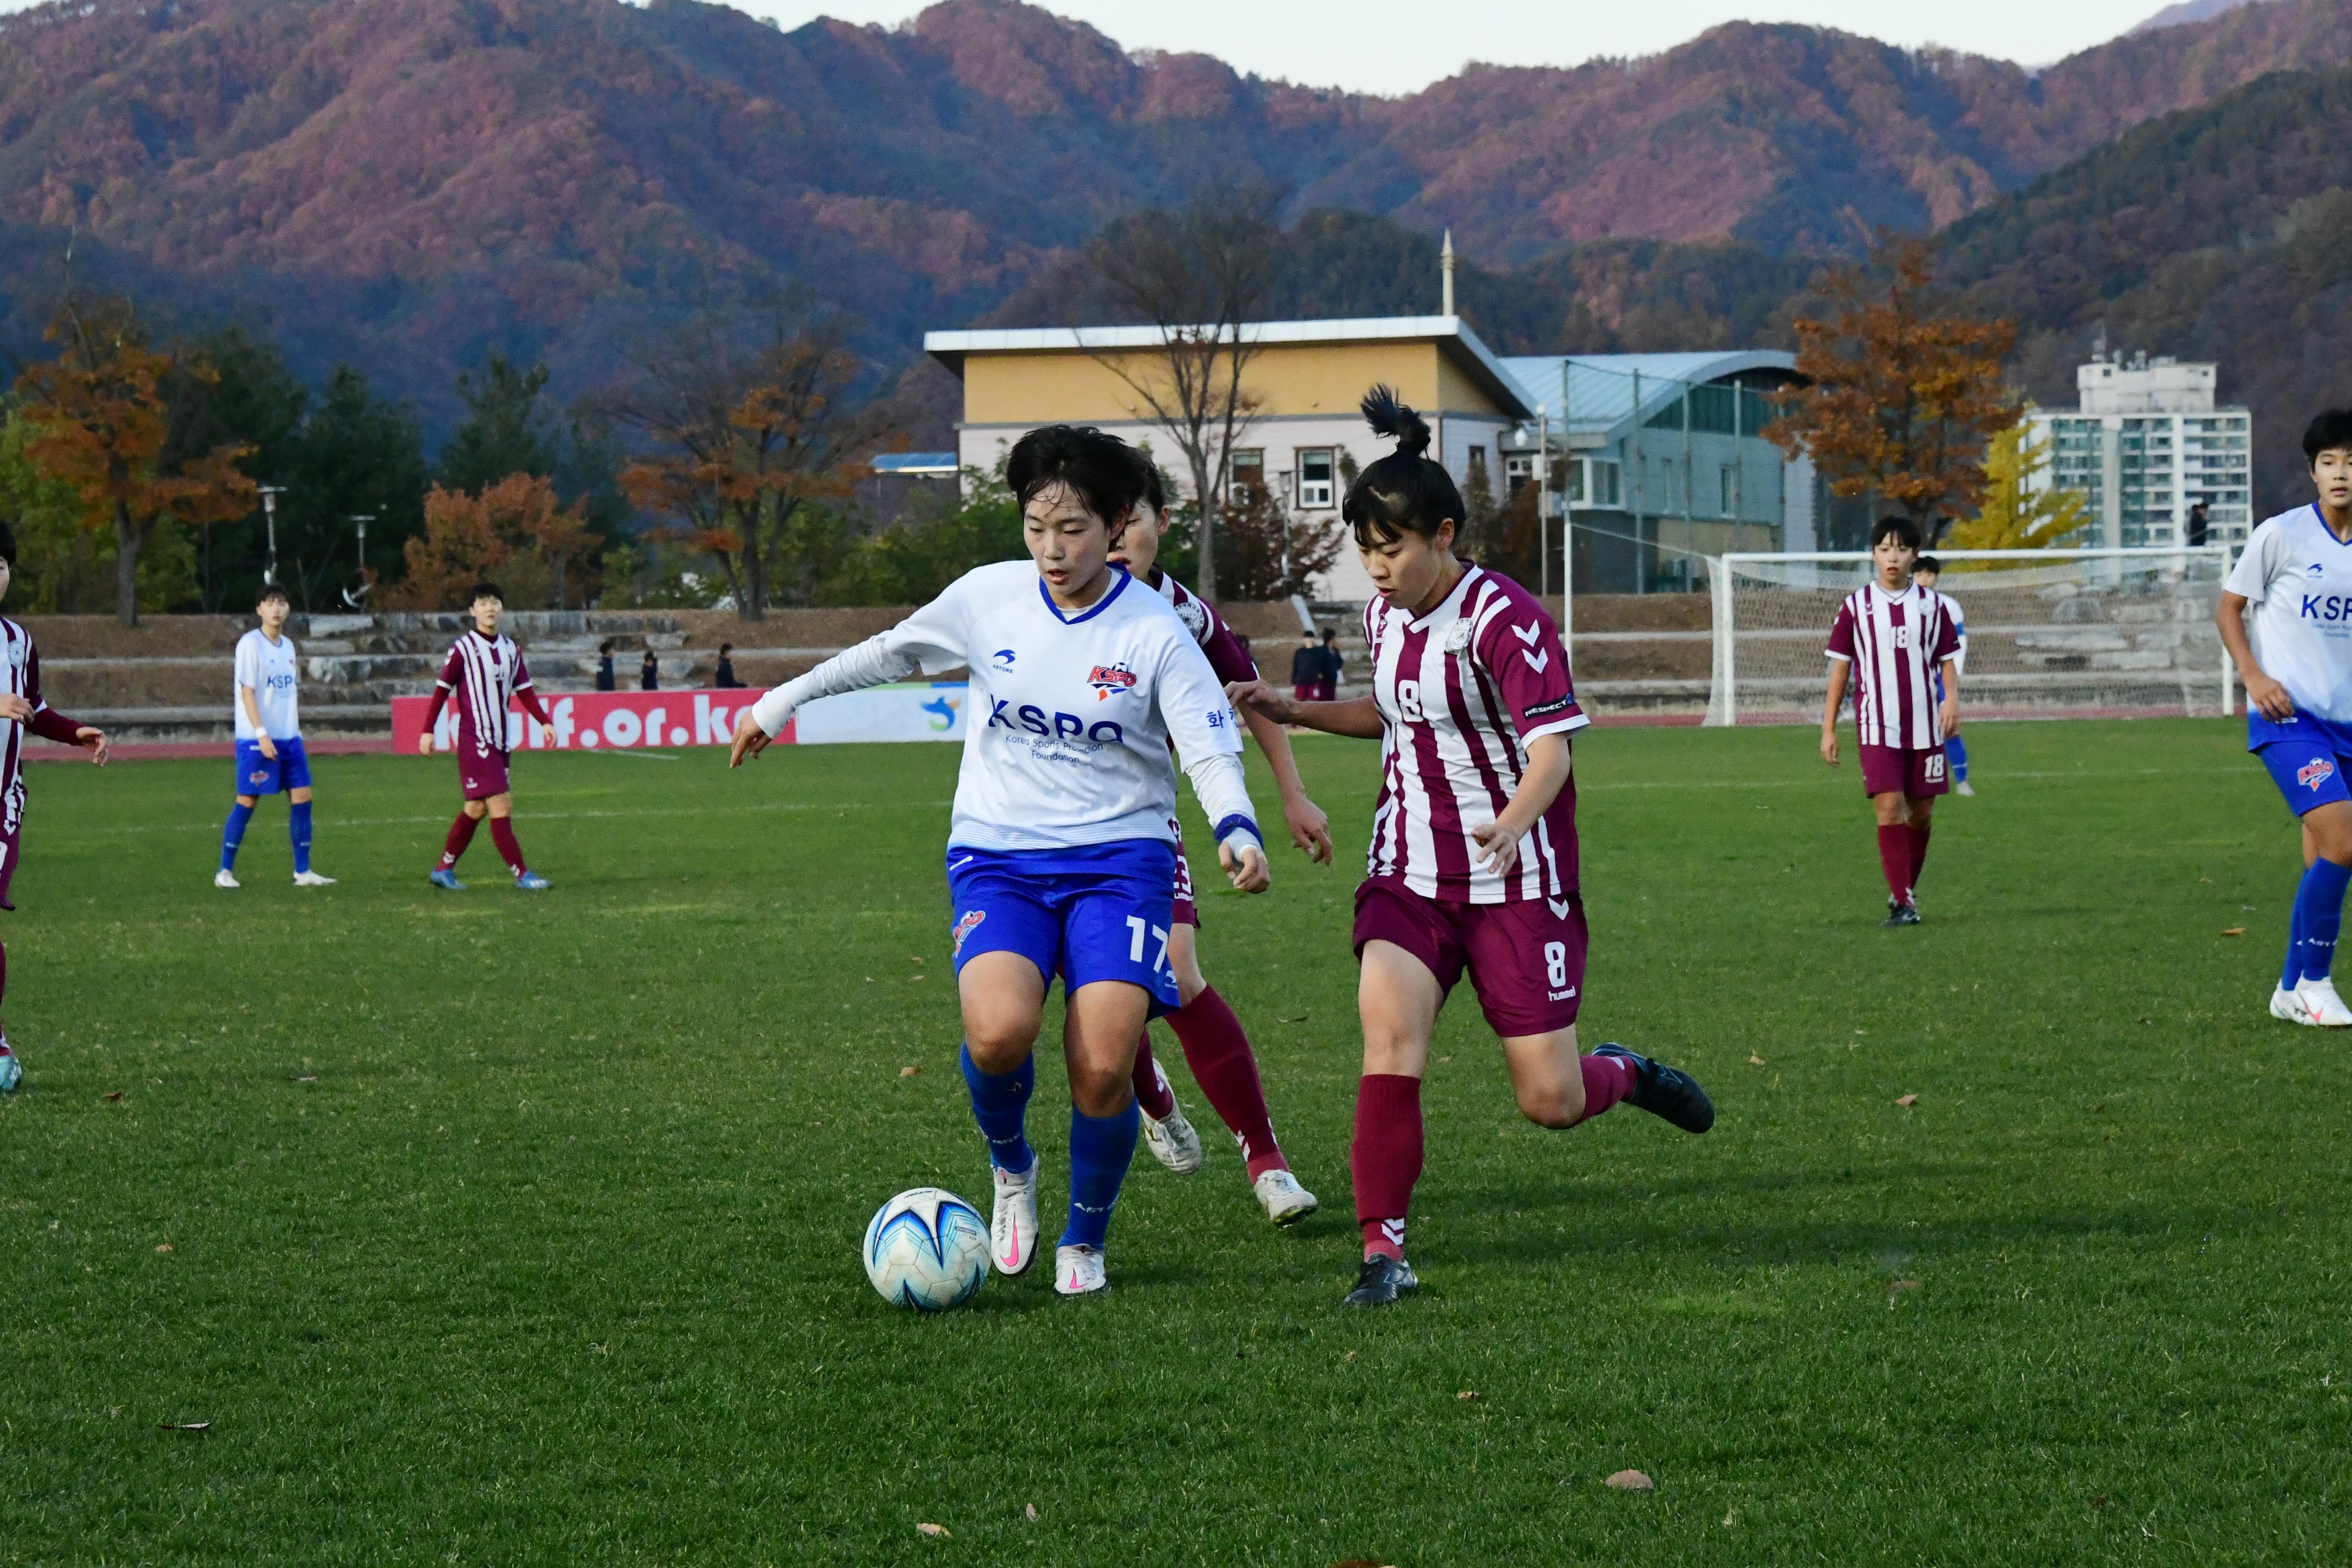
[924, 316, 1534, 600]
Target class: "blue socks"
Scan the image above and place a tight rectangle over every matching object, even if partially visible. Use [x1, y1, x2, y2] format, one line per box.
[289, 801, 313, 875]
[1945, 732, 1968, 783]
[961, 1045, 1035, 1174]
[2290, 858, 2352, 983]
[1059, 1098, 1140, 1251]
[220, 802, 254, 871]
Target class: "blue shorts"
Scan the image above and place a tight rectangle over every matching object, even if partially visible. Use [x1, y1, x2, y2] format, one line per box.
[2257, 736, 2352, 815]
[234, 737, 310, 796]
[945, 840, 1182, 1016]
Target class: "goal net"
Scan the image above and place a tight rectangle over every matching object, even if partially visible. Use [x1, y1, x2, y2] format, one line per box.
[1703, 548, 2234, 727]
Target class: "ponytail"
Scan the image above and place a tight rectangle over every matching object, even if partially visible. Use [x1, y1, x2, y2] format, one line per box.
[1343, 385, 1465, 547]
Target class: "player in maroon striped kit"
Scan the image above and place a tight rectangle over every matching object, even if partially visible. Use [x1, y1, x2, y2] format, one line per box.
[1230, 389, 1714, 1307]
[420, 583, 555, 890]
[1820, 517, 1962, 927]
[1107, 465, 1332, 1225]
[0, 521, 110, 1092]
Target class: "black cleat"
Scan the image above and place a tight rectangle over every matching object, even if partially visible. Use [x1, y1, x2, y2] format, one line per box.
[1884, 901, 1922, 927]
[1593, 1043, 1715, 1134]
[1343, 1254, 1420, 1307]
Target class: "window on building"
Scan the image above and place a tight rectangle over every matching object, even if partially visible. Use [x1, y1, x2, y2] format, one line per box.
[1228, 449, 1263, 500]
[1720, 464, 1740, 517]
[1504, 453, 1534, 494]
[1297, 449, 1336, 509]
[1591, 459, 1622, 507]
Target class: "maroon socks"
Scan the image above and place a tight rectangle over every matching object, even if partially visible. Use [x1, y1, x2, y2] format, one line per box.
[1169, 986, 1288, 1180]
[439, 812, 479, 871]
[1130, 1035, 1177, 1120]
[1876, 824, 1912, 903]
[1907, 823, 1932, 891]
[490, 817, 528, 877]
[1576, 1052, 1638, 1124]
[1352, 1073, 1424, 1261]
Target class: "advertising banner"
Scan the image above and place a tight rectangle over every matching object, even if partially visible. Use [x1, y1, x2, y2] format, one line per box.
[389, 683, 968, 753]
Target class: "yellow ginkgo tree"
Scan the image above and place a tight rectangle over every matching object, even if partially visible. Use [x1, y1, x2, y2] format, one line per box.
[1943, 420, 2090, 559]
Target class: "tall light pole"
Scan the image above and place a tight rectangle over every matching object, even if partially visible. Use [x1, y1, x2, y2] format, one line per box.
[257, 485, 287, 586]
[343, 514, 376, 609]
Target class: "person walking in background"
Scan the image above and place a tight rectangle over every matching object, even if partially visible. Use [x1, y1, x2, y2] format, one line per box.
[1290, 632, 1321, 702]
[715, 643, 743, 689]
[640, 648, 659, 691]
[2188, 501, 2211, 549]
[595, 639, 616, 692]
[1315, 626, 1343, 700]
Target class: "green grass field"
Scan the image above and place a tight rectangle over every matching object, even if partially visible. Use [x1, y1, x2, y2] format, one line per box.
[1, 719, 2346, 1565]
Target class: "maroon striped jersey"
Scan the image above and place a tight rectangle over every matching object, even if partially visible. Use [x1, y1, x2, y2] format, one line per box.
[1364, 565, 1587, 904]
[424, 629, 552, 759]
[1146, 568, 1259, 684]
[0, 618, 93, 833]
[1826, 582, 1960, 749]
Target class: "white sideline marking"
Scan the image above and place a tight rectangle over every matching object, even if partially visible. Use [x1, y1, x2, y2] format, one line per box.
[69, 799, 951, 836]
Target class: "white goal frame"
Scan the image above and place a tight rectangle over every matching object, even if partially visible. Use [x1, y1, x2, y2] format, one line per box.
[1705, 547, 2235, 728]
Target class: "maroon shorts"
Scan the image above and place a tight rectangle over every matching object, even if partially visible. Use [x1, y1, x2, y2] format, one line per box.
[460, 747, 513, 801]
[1351, 877, 1586, 1037]
[1311, 680, 1337, 702]
[1169, 818, 1199, 927]
[1859, 743, 1949, 799]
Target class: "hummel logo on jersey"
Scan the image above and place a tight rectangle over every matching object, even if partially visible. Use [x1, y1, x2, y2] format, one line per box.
[951, 909, 986, 956]
[2299, 757, 2336, 791]
[1522, 648, 1550, 674]
[1548, 898, 1573, 920]
[1511, 622, 1541, 645]
[1086, 662, 1138, 699]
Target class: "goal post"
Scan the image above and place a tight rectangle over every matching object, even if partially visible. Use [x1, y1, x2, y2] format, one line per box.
[1703, 547, 2235, 727]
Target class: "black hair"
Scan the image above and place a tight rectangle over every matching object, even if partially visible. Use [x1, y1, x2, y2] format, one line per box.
[1343, 386, 1465, 547]
[1871, 516, 1921, 550]
[719, 642, 733, 655]
[2305, 408, 2352, 462]
[598, 638, 614, 653]
[1139, 459, 1167, 516]
[0, 520, 16, 568]
[1006, 425, 1144, 533]
[1914, 555, 1941, 575]
[256, 583, 290, 606]
[470, 581, 504, 604]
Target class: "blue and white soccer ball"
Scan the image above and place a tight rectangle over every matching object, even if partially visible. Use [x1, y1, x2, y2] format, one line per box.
[863, 1187, 991, 1312]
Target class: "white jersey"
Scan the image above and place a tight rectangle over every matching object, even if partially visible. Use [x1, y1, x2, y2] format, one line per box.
[784, 561, 1244, 853]
[233, 629, 300, 740]
[1936, 591, 1968, 673]
[2226, 504, 2352, 727]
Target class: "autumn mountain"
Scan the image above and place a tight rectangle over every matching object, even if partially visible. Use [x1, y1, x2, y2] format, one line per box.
[3, 0, 2351, 433]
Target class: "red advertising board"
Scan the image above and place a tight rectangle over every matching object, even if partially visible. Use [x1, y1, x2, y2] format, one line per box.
[389, 689, 795, 754]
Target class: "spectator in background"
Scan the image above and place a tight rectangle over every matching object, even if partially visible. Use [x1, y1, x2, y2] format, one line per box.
[1315, 627, 1343, 700]
[715, 643, 743, 689]
[640, 648, 659, 691]
[1290, 632, 1321, 702]
[596, 638, 616, 691]
[2188, 501, 2211, 548]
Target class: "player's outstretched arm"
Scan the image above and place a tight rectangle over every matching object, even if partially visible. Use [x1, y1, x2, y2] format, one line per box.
[1236, 703, 1333, 863]
[1468, 732, 1571, 877]
[731, 632, 929, 767]
[2218, 590, 2293, 720]
[1820, 660, 1849, 766]
[1225, 678, 1385, 739]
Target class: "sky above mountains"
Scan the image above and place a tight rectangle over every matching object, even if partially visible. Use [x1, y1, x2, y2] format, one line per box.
[756, 0, 2234, 94]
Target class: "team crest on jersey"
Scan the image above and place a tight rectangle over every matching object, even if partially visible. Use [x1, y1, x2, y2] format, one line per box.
[2300, 757, 2336, 791]
[951, 909, 986, 955]
[1086, 662, 1139, 700]
[1442, 620, 1474, 655]
[1174, 598, 1208, 638]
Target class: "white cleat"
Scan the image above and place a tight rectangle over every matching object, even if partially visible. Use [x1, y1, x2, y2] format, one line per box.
[2271, 985, 2316, 1025]
[291, 870, 337, 887]
[1140, 1070, 1204, 1174]
[991, 1161, 1039, 1276]
[1954, 780, 1976, 797]
[2293, 975, 2352, 1026]
[1254, 1168, 1319, 1226]
[1053, 1243, 1108, 1297]
[213, 869, 240, 889]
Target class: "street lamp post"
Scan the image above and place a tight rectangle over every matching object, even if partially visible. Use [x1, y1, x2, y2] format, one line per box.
[344, 514, 376, 609]
[257, 486, 287, 586]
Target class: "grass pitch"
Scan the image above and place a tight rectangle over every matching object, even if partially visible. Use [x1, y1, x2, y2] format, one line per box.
[0, 719, 2346, 1565]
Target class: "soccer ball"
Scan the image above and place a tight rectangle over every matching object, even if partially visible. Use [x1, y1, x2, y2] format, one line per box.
[863, 1187, 990, 1312]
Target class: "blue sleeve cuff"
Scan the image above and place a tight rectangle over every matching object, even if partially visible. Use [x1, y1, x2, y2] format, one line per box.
[1213, 813, 1262, 851]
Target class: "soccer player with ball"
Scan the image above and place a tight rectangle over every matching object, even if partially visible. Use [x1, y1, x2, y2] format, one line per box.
[2217, 409, 2352, 1027]
[731, 425, 1270, 1296]
[1228, 389, 1714, 1308]
[1109, 462, 1328, 1227]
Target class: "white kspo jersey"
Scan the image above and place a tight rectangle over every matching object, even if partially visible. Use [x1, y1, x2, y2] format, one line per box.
[232, 628, 301, 740]
[2227, 504, 2352, 726]
[1935, 591, 1969, 673]
[784, 561, 1244, 853]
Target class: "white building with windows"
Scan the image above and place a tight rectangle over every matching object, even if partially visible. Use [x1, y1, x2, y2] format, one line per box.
[2026, 355, 2253, 550]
